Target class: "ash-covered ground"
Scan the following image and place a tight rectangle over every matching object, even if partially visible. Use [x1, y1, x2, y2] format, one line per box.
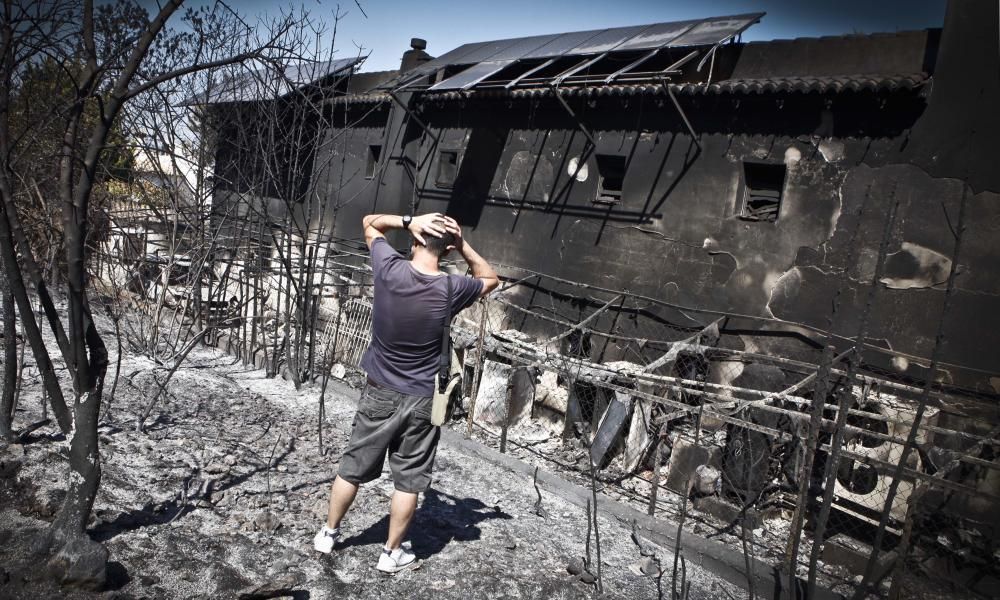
[0, 326, 743, 599]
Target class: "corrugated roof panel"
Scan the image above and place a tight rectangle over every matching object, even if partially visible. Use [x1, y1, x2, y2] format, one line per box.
[667, 14, 762, 47]
[429, 60, 518, 91]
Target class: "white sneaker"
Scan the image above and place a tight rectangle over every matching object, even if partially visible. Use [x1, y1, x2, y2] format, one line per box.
[313, 525, 340, 554]
[376, 542, 416, 573]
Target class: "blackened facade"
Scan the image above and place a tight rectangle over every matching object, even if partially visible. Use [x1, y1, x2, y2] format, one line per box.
[305, 1, 999, 401]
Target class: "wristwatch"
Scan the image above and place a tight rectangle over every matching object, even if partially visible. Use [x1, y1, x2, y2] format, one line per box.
[401, 214, 413, 231]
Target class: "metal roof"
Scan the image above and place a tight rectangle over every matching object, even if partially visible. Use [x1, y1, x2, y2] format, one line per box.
[382, 12, 763, 91]
[186, 57, 364, 105]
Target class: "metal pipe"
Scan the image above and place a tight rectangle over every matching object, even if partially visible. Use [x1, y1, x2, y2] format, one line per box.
[664, 82, 701, 151]
[387, 91, 439, 143]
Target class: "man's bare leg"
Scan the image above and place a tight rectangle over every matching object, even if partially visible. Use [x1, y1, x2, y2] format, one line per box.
[386, 490, 418, 550]
[326, 475, 359, 529]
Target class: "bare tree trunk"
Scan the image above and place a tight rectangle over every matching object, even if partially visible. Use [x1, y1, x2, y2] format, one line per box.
[1, 265, 15, 441]
[46, 300, 109, 589]
[0, 1, 72, 435]
[0, 206, 72, 433]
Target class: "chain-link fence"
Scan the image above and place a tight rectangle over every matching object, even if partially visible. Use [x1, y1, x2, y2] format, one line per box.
[434, 266, 999, 599]
[97, 186, 998, 599]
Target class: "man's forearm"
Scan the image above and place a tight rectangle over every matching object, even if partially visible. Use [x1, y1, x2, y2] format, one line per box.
[363, 214, 403, 233]
[460, 240, 498, 283]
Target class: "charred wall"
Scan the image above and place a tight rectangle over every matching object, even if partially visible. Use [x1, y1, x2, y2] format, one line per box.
[307, 84, 1000, 391]
[394, 90, 997, 388]
[303, 12, 1000, 394]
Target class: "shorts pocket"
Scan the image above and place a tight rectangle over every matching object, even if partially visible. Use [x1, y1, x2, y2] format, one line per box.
[359, 388, 398, 420]
[412, 396, 433, 422]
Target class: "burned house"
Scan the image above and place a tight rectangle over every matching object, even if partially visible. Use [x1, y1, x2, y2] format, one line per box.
[202, 0, 1000, 593]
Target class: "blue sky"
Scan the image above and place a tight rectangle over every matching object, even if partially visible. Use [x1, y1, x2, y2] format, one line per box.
[142, 0, 947, 72]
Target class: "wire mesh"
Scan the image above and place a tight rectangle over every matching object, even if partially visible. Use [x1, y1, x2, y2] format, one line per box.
[436, 262, 1000, 599]
[94, 195, 999, 599]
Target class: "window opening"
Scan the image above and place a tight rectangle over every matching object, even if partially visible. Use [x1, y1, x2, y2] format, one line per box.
[436, 150, 459, 188]
[740, 162, 785, 222]
[594, 154, 626, 204]
[365, 145, 381, 179]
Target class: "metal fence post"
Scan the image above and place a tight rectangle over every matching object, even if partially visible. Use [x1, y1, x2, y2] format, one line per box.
[466, 298, 488, 437]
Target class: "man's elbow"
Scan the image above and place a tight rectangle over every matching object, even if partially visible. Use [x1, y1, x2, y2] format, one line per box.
[481, 277, 500, 296]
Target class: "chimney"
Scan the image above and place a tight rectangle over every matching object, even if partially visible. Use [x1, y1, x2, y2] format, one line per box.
[400, 38, 432, 73]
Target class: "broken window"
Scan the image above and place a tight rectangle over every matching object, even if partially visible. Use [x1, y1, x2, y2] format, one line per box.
[365, 145, 381, 179]
[594, 154, 626, 204]
[740, 162, 785, 222]
[436, 150, 459, 188]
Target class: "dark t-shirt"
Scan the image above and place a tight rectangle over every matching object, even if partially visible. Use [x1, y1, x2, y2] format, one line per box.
[359, 238, 483, 396]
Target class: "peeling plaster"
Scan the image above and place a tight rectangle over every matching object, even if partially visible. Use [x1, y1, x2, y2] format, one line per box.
[879, 242, 953, 290]
[818, 139, 846, 162]
[762, 270, 786, 298]
[709, 251, 739, 285]
[783, 146, 802, 165]
[765, 267, 802, 318]
[566, 157, 588, 182]
[827, 182, 844, 241]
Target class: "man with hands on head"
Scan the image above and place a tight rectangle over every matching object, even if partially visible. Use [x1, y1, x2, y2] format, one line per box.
[314, 212, 498, 573]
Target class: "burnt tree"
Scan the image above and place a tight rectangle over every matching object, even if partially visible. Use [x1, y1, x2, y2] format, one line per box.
[0, 0, 306, 587]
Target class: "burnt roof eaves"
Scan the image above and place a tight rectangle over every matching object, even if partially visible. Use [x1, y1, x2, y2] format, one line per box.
[419, 73, 929, 102]
[675, 73, 929, 95]
[324, 92, 391, 106]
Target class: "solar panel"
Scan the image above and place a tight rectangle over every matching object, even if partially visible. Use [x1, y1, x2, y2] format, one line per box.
[568, 24, 653, 54]
[615, 20, 702, 51]
[187, 56, 363, 104]
[667, 14, 761, 47]
[404, 41, 498, 79]
[429, 60, 517, 91]
[478, 34, 570, 62]
[381, 12, 764, 91]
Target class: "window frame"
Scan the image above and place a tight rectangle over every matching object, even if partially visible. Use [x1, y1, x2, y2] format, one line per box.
[739, 161, 786, 222]
[436, 149, 460, 188]
[365, 144, 382, 179]
[593, 153, 627, 205]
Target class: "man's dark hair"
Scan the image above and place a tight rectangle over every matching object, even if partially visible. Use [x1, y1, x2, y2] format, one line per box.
[422, 231, 456, 257]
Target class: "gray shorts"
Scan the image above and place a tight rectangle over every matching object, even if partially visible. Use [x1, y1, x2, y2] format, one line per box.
[337, 382, 440, 493]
